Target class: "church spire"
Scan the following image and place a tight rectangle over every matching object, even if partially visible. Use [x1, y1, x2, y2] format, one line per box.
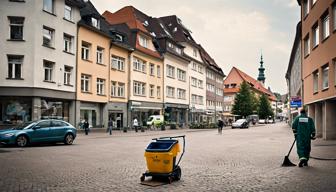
[257, 53, 266, 84]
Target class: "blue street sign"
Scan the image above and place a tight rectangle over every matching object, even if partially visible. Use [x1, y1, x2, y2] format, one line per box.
[290, 100, 302, 108]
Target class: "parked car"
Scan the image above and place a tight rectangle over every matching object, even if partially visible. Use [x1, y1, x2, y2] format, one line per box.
[268, 119, 275, 124]
[146, 115, 164, 126]
[232, 119, 249, 129]
[258, 119, 266, 124]
[0, 120, 76, 147]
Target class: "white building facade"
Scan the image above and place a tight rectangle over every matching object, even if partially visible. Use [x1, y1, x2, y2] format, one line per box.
[0, 0, 82, 127]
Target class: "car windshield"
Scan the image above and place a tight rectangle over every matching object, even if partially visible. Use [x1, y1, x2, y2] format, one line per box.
[12, 122, 36, 130]
[147, 117, 153, 121]
[236, 119, 246, 123]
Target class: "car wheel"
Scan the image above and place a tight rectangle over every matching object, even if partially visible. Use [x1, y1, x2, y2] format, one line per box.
[175, 166, 182, 181]
[16, 135, 28, 147]
[64, 133, 74, 145]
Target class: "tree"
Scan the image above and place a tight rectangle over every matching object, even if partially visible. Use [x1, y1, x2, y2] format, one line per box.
[231, 81, 254, 118]
[258, 94, 274, 119]
[251, 93, 259, 114]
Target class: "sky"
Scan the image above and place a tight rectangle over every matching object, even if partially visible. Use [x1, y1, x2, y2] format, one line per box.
[90, 0, 300, 94]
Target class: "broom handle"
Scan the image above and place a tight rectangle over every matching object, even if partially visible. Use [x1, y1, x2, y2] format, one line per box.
[287, 139, 296, 156]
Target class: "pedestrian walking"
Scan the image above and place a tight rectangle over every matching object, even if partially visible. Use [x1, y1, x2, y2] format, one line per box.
[133, 117, 139, 132]
[107, 119, 113, 135]
[217, 119, 224, 134]
[83, 119, 89, 135]
[292, 108, 316, 167]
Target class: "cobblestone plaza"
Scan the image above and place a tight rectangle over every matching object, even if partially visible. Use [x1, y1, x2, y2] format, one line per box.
[0, 123, 336, 192]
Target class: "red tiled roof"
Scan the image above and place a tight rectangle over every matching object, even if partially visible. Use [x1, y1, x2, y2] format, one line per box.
[224, 67, 277, 101]
[103, 6, 161, 59]
[224, 87, 240, 93]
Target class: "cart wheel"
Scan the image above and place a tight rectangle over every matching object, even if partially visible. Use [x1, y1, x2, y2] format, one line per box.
[168, 176, 173, 184]
[175, 166, 182, 181]
[140, 175, 145, 182]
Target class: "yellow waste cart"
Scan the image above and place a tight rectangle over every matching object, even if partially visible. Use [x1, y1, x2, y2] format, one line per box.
[141, 135, 185, 183]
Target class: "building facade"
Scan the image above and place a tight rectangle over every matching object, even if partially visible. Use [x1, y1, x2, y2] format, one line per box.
[286, 22, 302, 124]
[0, 0, 83, 127]
[76, 2, 112, 128]
[298, 0, 336, 139]
[103, 7, 164, 128]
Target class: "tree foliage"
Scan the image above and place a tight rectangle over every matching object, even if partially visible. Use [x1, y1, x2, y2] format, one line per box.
[231, 81, 254, 118]
[258, 94, 274, 119]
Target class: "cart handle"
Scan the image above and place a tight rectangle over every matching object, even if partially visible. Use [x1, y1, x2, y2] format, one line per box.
[152, 135, 185, 168]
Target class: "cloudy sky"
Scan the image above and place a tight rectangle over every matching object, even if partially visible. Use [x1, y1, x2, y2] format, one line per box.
[90, 0, 300, 94]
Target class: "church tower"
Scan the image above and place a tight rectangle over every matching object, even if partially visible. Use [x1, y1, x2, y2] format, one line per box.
[257, 54, 266, 84]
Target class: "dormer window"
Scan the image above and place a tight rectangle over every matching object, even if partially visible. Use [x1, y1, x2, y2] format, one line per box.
[168, 42, 173, 49]
[175, 47, 182, 54]
[193, 48, 197, 57]
[91, 17, 100, 29]
[139, 35, 148, 48]
[115, 34, 123, 42]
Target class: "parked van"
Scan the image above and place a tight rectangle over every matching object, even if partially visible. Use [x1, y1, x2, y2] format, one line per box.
[146, 115, 164, 126]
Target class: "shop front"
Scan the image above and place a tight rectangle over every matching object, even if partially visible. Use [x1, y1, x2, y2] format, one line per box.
[164, 103, 188, 127]
[189, 107, 205, 124]
[128, 101, 163, 128]
[79, 102, 105, 128]
[0, 97, 32, 128]
[107, 102, 127, 129]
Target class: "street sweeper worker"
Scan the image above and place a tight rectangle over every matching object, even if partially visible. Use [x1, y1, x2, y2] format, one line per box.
[292, 108, 316, 167]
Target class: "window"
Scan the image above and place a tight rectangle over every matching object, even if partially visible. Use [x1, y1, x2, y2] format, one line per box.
[139, 35, 148, 48]
[43, 26, 54, 47]
[198, 80, 203, 89]
[149, 85, 155, 97]
[111, 81, 116, 97]
[117, 83, 125, 97]
[157, 86, 161, 98]
[63, 34, 73, 53]
[157, 66, 161, 77]
[312, 0, 317, 5]
[177, 69, 186, 81]
[133, 57, 146, 73]
[150, 63, 155, 76]
[111, 56, 125, 71]
[312, 24, 319, 47]
[216, 76, 223, 83]
[322, 14, 330, 40]
[43, 60, 54, 82]
[313, 71, 319, 93]
[198, 96, 203, 105]
[134, 81, 146, 96]
[304, 35, 310, 56]
[322, 65, 329, 89]
[64, 4, 72, 21]
[207, 83, 215, 92]
[207, 70, 215, 80]
[191, 77, 197, 87]
[96, 47, 104, 64]
[224, 96, 233, 102]
[43, 0, 54, 14]
[192, 62, 197, 71]
[191, 94, 197, 104]
[8, 17, 24, 40]
[64, 66, 72, 85]
[81, 74, 90, 92]
[115, 34, 123, 42]
[303, 0, 309, 17]
[97, 78, 105, 95]
[198, 65, 203, 74]
[167, 65, 175, 78]
[177, 88, 186, 99]
[81, 42, 90, 60]
[167, 86, 175, 98]
[175, 47, 182, 54]
[193, 48, 197, 57]
[216, 88, 223, 96]
[91, 17, 100, 29]
[7, 55, 23, 79]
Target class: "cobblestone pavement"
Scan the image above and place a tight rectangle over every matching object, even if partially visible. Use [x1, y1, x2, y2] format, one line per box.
[1, 122, 336, 192]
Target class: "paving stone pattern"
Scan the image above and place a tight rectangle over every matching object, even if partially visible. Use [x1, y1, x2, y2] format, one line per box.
[0, 123, 336, 192]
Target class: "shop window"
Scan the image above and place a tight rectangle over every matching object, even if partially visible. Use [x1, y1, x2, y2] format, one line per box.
[41, 100, 69, 121]
[2, 98, 31, 124]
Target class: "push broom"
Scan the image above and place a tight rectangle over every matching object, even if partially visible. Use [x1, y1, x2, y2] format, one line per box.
[282, 139, 296, 167]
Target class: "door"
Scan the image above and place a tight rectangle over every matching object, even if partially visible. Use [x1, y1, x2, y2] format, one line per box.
[30, 120, 51, 143]
[50, 120, 67, 141]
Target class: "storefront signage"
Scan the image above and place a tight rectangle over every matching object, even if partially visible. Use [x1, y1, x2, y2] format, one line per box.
[290, 96, 302, 108]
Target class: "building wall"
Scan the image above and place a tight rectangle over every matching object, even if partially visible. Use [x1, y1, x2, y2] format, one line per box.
[163, 54, 189, 105]
[110, 45, 130, 103]
[302, 0, 336, 104]
[206, 67, 224, 112]
[129, 51, 163, 103]
[0, 0, 80, 92]
[289, 40, 302, 97]
[76, 26, 110, 103]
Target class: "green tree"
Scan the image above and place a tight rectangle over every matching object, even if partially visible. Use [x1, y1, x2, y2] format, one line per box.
[251, 93, 259, 114]
[258, 94, 274, 119]
[231, 81, 254, 118]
